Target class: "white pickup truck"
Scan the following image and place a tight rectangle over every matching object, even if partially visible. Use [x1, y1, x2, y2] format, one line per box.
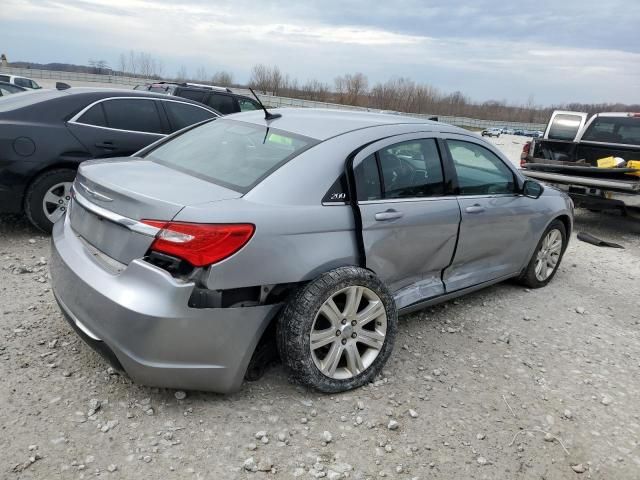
[520, 111, 640, 215]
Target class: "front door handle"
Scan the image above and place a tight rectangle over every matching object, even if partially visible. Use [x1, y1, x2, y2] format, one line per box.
[375, 209, 404, 221]
[465, 204, 485, 214]
[95, 141, 116, 150]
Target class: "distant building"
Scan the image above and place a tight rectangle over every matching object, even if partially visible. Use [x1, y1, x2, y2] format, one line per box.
[0, 54, 7, 67]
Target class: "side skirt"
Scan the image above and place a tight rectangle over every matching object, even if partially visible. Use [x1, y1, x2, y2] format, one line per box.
[397, 272, 518, 317]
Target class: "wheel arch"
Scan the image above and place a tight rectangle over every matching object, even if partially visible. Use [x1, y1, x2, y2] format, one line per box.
[21, 161, 80, 211]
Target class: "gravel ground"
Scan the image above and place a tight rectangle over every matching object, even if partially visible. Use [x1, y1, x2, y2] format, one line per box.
[2, 139, 640, 479]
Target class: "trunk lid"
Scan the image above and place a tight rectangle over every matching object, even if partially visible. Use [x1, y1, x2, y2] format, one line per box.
[70, 158, 242, 265]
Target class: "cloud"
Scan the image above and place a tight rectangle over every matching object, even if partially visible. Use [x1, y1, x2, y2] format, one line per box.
[3, 0, 639, 104]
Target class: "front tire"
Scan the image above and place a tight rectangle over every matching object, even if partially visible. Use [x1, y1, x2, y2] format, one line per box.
[517, 220, 567, 288]
[277, 266, 397, 393]
[24, 168, 76, 233]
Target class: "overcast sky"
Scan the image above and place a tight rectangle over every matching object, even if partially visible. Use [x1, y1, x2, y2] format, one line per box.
[3, 0, 639, 105]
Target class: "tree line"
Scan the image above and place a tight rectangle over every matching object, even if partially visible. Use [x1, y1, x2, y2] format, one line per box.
[247, 64, 639, 124]
[7, 56, 637, 123]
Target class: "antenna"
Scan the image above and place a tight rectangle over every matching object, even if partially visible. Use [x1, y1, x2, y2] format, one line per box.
[249, 88, 281, 121]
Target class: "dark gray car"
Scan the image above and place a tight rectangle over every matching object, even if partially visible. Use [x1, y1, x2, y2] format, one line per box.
[50, 108, 573, 393]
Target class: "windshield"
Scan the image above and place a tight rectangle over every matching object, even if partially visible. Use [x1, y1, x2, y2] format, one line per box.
[145, 119, 317, 193]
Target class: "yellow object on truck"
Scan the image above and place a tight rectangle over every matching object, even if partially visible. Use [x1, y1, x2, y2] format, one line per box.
[625, 160, 640, 177]
[596, 156, 625, 168]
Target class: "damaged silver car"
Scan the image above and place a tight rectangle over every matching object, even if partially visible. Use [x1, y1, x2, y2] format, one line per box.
[50, 108, 573, 393]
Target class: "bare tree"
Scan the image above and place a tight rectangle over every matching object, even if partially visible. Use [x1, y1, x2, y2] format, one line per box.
[176, 65, 188, 81]
[117, 53, 127, 75]
[249, 64, 271, 94]
[195, 66, 208, 81]
[212, 71, 233, 86]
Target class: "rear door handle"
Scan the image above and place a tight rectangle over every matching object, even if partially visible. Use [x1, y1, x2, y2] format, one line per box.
[95, 141, 116, 150]
[465, 204, 485, 214]
[374, 209, 404, 221]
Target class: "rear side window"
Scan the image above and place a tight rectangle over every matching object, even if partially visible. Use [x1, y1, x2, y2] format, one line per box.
[207, 94, 237, 114]
[77, 103, 107, 127]
[177, 89, 207, 103]
[548, 114, 584, 140]
[0, 75, 9, 82]
[582, 117, 640, 146]
[447, 140, 515, 195]
[146, 119, 315, 192]
[102, 99, 163, 134]
[164, 101, 215, 132]
[355, 155, 382, 201]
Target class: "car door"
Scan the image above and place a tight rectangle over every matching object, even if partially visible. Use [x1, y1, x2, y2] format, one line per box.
[67, 98, 167, 158]
[442, 136, 539, 292]
[353, 134, 460, 309]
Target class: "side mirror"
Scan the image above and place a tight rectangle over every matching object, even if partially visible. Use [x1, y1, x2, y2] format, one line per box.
[522, 179, 543, 198]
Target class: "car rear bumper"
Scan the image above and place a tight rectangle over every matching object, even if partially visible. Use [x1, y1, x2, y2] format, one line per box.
[50, 214, 280, 393]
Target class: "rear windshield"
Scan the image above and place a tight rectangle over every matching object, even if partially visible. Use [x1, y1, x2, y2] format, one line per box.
[581, 116, 640, 146]
[548, 114, 584, 141]
[145, 119, 317, 193]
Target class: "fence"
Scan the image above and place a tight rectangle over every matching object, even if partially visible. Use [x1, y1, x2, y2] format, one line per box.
[1, 66, 547, 131]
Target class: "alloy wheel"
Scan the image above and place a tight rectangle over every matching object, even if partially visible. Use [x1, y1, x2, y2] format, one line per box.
[535, 228, 563, 281]
[42, 182, 72, 223]
[310, 286, 387, 380]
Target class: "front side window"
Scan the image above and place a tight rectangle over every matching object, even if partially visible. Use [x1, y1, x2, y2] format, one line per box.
[238, 98, 260, 111]
[146, 119, 315, 192]
[354, 139, 444, 201]
[447, 140, 515, 195]
[164, 101, 215, 132]
[378, 139, 444, 198]
[102, 99, 163, 134]
[207, 94, 237, 114]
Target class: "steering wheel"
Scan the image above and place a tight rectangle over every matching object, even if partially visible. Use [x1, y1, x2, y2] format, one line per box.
[386, 157, 417, 190]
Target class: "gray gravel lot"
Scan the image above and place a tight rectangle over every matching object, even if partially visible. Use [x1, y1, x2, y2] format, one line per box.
[1, 137, 640, 478]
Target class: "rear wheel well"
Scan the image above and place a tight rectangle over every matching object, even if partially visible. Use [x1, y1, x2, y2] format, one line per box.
[22, 162, 79, 211]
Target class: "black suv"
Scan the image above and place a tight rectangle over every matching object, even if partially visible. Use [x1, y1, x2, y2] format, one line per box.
[134, 82, 261, 115]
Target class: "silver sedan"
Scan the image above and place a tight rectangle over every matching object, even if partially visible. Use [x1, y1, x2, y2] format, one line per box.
[50, 108, 573, 393]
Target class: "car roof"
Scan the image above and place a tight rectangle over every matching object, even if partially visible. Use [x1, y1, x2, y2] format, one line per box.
[230, 107, 458, 140]
[0, 87, 218, 116]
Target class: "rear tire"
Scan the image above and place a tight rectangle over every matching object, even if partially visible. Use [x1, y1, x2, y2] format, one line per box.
[24, 169, 76, 233]
[277, 266, 397, 393]
[517, 220, 567, 288]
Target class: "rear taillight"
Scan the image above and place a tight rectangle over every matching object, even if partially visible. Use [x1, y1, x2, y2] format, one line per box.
[141, 221, 255, 267]
[520, 141, 531, 167]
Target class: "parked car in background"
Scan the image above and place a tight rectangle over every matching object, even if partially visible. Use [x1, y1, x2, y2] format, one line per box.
[134, 81, 261, 115]
[502, 127, 515, 135]
[513, 129, 525, 136]
[521, 110, 640, 215]
[481, 128, 501, 137]
[523, 130, 543, 138]
[0, 80, 26, 96]
[0, 88, 219, 231]
[0, 74, 42, 89]
[50, 108, 573, 394]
